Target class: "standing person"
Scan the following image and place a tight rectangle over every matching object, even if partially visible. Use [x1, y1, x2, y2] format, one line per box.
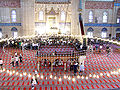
[73, 61, 78, 76]
[31, 76, 38, 89]
[79, 63, 84, 76]
[70, 60, 73, 71]
[99, 44, 103, 53]
[106, 45, 110, 57]
[11, 56, 14, 67]
[15, 52, 17, 56]
[19, 54, 22, 63]
[0, 58, 3, 70]
[15, 55, 19, 66]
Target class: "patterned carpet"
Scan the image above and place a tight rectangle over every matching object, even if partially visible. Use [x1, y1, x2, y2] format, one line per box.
[0, 45, 120, 90]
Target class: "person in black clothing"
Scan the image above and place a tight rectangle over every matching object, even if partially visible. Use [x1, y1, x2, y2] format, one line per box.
[31, 76, 38, 89]
[11, 56, 14, 67]
[73, 61, 78, 76]
[19, 54, 22, 63]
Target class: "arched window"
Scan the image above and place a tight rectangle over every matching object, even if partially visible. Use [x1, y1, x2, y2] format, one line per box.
[89, 11, 93, 22]
[61, 11, 66, 21]
[117, 8, 120, 23]
[101, 28, 107, 38]
[11, 10, 16, 22]
[11, 27, 18, 39]
[39, 11, 44, 21]
[0, 28, 2, 38]
[103, 12, 108, 23]
[87, 27, 94, 38]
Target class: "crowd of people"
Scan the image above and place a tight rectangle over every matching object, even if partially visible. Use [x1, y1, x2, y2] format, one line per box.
[0, 36, 115, 89]
[0, 35, 86, 52]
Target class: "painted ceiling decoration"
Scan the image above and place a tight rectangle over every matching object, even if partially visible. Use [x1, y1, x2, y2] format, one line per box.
[85, 1, 113, 9]
[0, 0, 20, 8]
[36, 0, 71, 4]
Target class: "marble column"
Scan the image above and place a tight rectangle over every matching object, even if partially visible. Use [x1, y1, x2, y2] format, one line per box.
[21, 0, 35, 36]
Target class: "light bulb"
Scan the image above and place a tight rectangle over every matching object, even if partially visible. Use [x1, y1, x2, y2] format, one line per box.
[13, 70, 15, 73]
[23, 72, 27, 76]
[64, 75, 66, 79]
[96, 75, 99, 78]
[86, 77, 88, 79]
[10, 71, 12, 75]
[0, 70, 3, 72]
[118, 69, 120, 72]
[41, 75, 43, 79]
[68, 76, 71, 80]
[7, 70, 9, 73]
[81, 76, 84, 79]
[16, 72, 18, 75]
[50, 75, 52, 78]
[93, 74, 96, 78]
[107, 73, 110, 77]
[89, 74, 92, 77]
[28, 74, 31, 77]
[59, 78, 61, 81]
[20, 74, 22, 77]
[37, 74, 39, 77]
[100, 73, 103, 76]
[77, 75, 80, 79]
[72, 78, 75, 81]
[54, 76, 57, 79]
[3, 68, 5, 71]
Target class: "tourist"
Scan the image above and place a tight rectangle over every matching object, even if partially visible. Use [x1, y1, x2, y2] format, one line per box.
[31, 76, 38, 89]
[106, 45, 110, 57]
[73, 61, 78, 76]
[79, 63, 84, 76]
[34, 70, 38, 78]
[70, 60, 73, 71]
[15, 55, 19, 66]
[99, 44, 103, 53]
[0, 58, 3, 70]
[11, 56, 14, 67]
[19, 53, 23, 63]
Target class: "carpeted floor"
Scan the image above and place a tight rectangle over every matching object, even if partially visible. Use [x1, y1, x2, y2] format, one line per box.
[0, 45, 120, 90]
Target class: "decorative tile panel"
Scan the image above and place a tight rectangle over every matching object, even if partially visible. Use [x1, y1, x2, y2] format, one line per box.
[36, 0, 70, 4]
[0, 23, 21, 26]
[85, 1, 113, 9]
[84, 23, 120, 27]
[0, 0, 20, 8]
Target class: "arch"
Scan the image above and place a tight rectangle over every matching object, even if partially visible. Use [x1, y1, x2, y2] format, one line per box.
[39, 11, 44, 20]
[103, 11, 108, 23]
[61, 11, 66, 21]
[101, 27, 107, 32]
[11, 10, 16, 22]
[89, 11, 93, 22]
[87, 27, 94, 32]
[11, 27, 18, 31]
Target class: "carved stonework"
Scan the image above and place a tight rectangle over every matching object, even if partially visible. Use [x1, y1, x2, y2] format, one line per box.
[46, 7, 59, 15]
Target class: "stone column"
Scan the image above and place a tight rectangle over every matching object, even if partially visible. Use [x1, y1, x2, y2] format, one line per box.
[71, 0, 80, 35]
[21, 0, 35, 36]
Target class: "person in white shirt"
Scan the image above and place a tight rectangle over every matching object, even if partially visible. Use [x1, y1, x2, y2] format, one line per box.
[15, 52, 17, 56]
[79, 63, 84, 76]
[31, 76, 38, 89]
[15, 55, 19, 66]
[0, 58, 3, 70]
